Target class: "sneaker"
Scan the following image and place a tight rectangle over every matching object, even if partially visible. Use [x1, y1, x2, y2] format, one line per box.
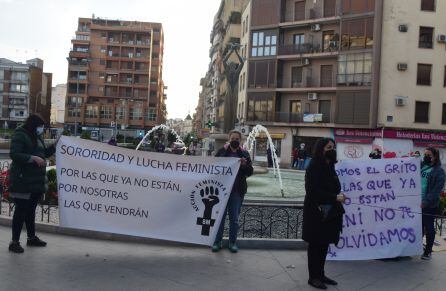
[27, 236, 47, 247]
[9, 241, 24, 253]
[211, 241, 222, 252]
[421, 252, 432, 260]
[229, 242, 239, 253]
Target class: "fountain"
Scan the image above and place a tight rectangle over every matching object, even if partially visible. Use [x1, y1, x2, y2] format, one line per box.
[136, 124, 185, 153]
[244, 124, 284, 197]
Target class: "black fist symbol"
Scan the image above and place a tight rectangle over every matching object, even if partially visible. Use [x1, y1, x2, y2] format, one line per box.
[200, 186, 220, 207]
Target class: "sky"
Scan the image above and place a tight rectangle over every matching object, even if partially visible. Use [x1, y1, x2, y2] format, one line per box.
[0, 0, 221, 119]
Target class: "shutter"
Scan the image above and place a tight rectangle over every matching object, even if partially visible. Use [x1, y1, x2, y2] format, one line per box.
[320, 65, 333, 87]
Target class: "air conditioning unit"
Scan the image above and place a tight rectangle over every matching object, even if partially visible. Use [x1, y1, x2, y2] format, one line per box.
[240, 126, 250, 136]
[398, 24, 408, 32]
[302, 58, 310, 65]
[437, 35, 446, 43]
[395, 96, 406, 106]
[397, 63, 408, 71]
[311, 24, 321, 32]
[308, 92, 318, 101]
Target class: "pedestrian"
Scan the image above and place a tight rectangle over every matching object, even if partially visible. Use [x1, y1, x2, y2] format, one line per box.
[303, 138, 346, 289]
[266, 146, 273, 168]
[292, 147, 298, 169]
[420, 147, 445, 260]
[212, 129, 253, 253]
[8, 114, 58, 253]
[297, 143, 307, 170]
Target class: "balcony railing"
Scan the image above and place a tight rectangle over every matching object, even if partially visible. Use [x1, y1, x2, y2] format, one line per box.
[247, 112, 331, 123]
[337, 73, 372, 86]
[278, 43, 322, 55]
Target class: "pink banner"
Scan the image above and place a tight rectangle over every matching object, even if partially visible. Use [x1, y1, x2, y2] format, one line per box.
[335, 128, 446, 143]
[335, 137, 373, 144]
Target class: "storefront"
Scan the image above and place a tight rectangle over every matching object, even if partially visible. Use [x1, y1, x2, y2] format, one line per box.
[334, 128, 446, 162]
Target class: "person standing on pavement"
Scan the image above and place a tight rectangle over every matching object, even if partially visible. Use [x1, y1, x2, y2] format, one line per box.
[212, 130, 253, 253]
[8, 114, 58, 253]
[303, 138, 346, 289]
[297, 143, 307, 170]
[420, 147, 445, 260]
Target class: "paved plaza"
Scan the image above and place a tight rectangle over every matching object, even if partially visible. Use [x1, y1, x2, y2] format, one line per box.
[1, 226, 446, 291]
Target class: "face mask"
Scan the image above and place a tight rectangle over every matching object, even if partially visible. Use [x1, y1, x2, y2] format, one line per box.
[230, 140, 240, 149]
[36, 126, 44, 136]
[325, 149, 337, 163]
[423, 155, 432, 165]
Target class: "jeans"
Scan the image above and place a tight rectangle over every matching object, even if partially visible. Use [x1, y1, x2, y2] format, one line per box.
[297, 159, 306, 170]
[422, 207, 438, 253]
[215, 191, 244, 244]
[307, 243, 329, 280]
[12, 194, 42, 242]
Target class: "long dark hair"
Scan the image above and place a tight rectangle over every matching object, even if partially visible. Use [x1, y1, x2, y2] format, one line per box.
[426, 147, 441, 166]
[313, 138, 335, 162]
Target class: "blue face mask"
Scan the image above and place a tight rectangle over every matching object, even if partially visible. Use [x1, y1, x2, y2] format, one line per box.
[36, 126, 44, 136]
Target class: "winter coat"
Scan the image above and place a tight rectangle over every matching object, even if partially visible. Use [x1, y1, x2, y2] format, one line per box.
[215, 146, 253, 195]
[423, 165, 446, 209]
[8, 126, 56, 195]
[302, 158, 345, 244]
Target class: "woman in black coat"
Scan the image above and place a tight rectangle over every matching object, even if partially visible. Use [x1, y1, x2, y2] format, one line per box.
[303, 138, 346, 289]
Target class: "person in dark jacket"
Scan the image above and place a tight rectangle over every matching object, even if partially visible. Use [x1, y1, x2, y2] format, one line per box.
[8, 114, 58, 253]
[212, 129, 253, 253]
[303, 138, 346, 289]
[420, 147, 445, 260]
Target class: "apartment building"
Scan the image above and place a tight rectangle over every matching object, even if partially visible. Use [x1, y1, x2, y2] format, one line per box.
[51, 83, 67, 124]
[241, 0, 380, 165]
[65, 17, 166, 137]
[0, 58, 52, 129]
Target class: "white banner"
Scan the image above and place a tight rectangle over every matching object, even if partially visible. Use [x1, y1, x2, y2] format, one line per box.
[56, 137, 240, 246]
[328, 157, 423, 260]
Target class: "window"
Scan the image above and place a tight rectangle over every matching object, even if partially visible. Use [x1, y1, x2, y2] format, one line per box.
[324, 0, 336, 17]
[0, 83, 3, 91]
[323, 31, 338, 52]
[417, 64, 432, 86]
[419, 27, 434, 48]
[291, 67, 303, 87]
[100, 106, 112, 119]
[294, 0, 306, 21]
[342, 0, 375, 14]
[0, 70, 4, 80]
[11, 72, 28, 81]
[444, 66, 446, 87]
[415, 101, 430, 123]
[100, 59, 105, 65]
[101, 32, 106, 38]
[442, 104, 446, 124]
[68, 108, 80, 117]
[85, 105, 98, 118]
[147, 108, 157, 121]
[76, 34, 90, 41]
[251, 31, 277, 57]
[319, 100, 332, 122]
[290, 101, 302, 122]
[130, 107, 143, 120]
[247, 98, 273, 122]
[293, 33, 305, 50]
[337, 53, 372, 85]
[320, 65, 333, 87]
[421, 0, 435, 11]
[116, 107, 125, 120]
[341, 17, 374, 50]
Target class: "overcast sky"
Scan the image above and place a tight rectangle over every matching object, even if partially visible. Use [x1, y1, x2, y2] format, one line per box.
[0, 0, 220, 119]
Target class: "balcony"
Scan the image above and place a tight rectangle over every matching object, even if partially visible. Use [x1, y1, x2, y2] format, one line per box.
[337, 73, 372, 87]
[247, 112, 331, 124]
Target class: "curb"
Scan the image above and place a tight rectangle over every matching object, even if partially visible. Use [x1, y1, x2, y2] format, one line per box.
[0, 216, 306, 250]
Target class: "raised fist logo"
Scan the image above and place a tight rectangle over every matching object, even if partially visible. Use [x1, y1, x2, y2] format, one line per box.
[196, 185, 220, 236]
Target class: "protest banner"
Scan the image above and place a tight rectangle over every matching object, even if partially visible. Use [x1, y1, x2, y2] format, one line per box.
[328, 157, 423, 260]
[56, 136, 240, 246]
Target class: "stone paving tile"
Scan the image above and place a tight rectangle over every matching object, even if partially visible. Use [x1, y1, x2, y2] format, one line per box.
[2, 226, 446, 291]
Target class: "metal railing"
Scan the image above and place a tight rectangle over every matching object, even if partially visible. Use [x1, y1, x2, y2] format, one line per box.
[278, 43, 321, 56]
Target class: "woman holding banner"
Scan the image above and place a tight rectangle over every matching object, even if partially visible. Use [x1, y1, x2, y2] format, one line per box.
[420, 147, 445, 260]
[7, 114, 58, 253]
[303, 138, 346, 289]
[212, 129, 253, 253]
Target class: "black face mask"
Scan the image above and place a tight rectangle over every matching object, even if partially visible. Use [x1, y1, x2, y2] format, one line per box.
[423, 155, 432, 165]
[325, 149, 337, 163]
[230, 140, 240, 149]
